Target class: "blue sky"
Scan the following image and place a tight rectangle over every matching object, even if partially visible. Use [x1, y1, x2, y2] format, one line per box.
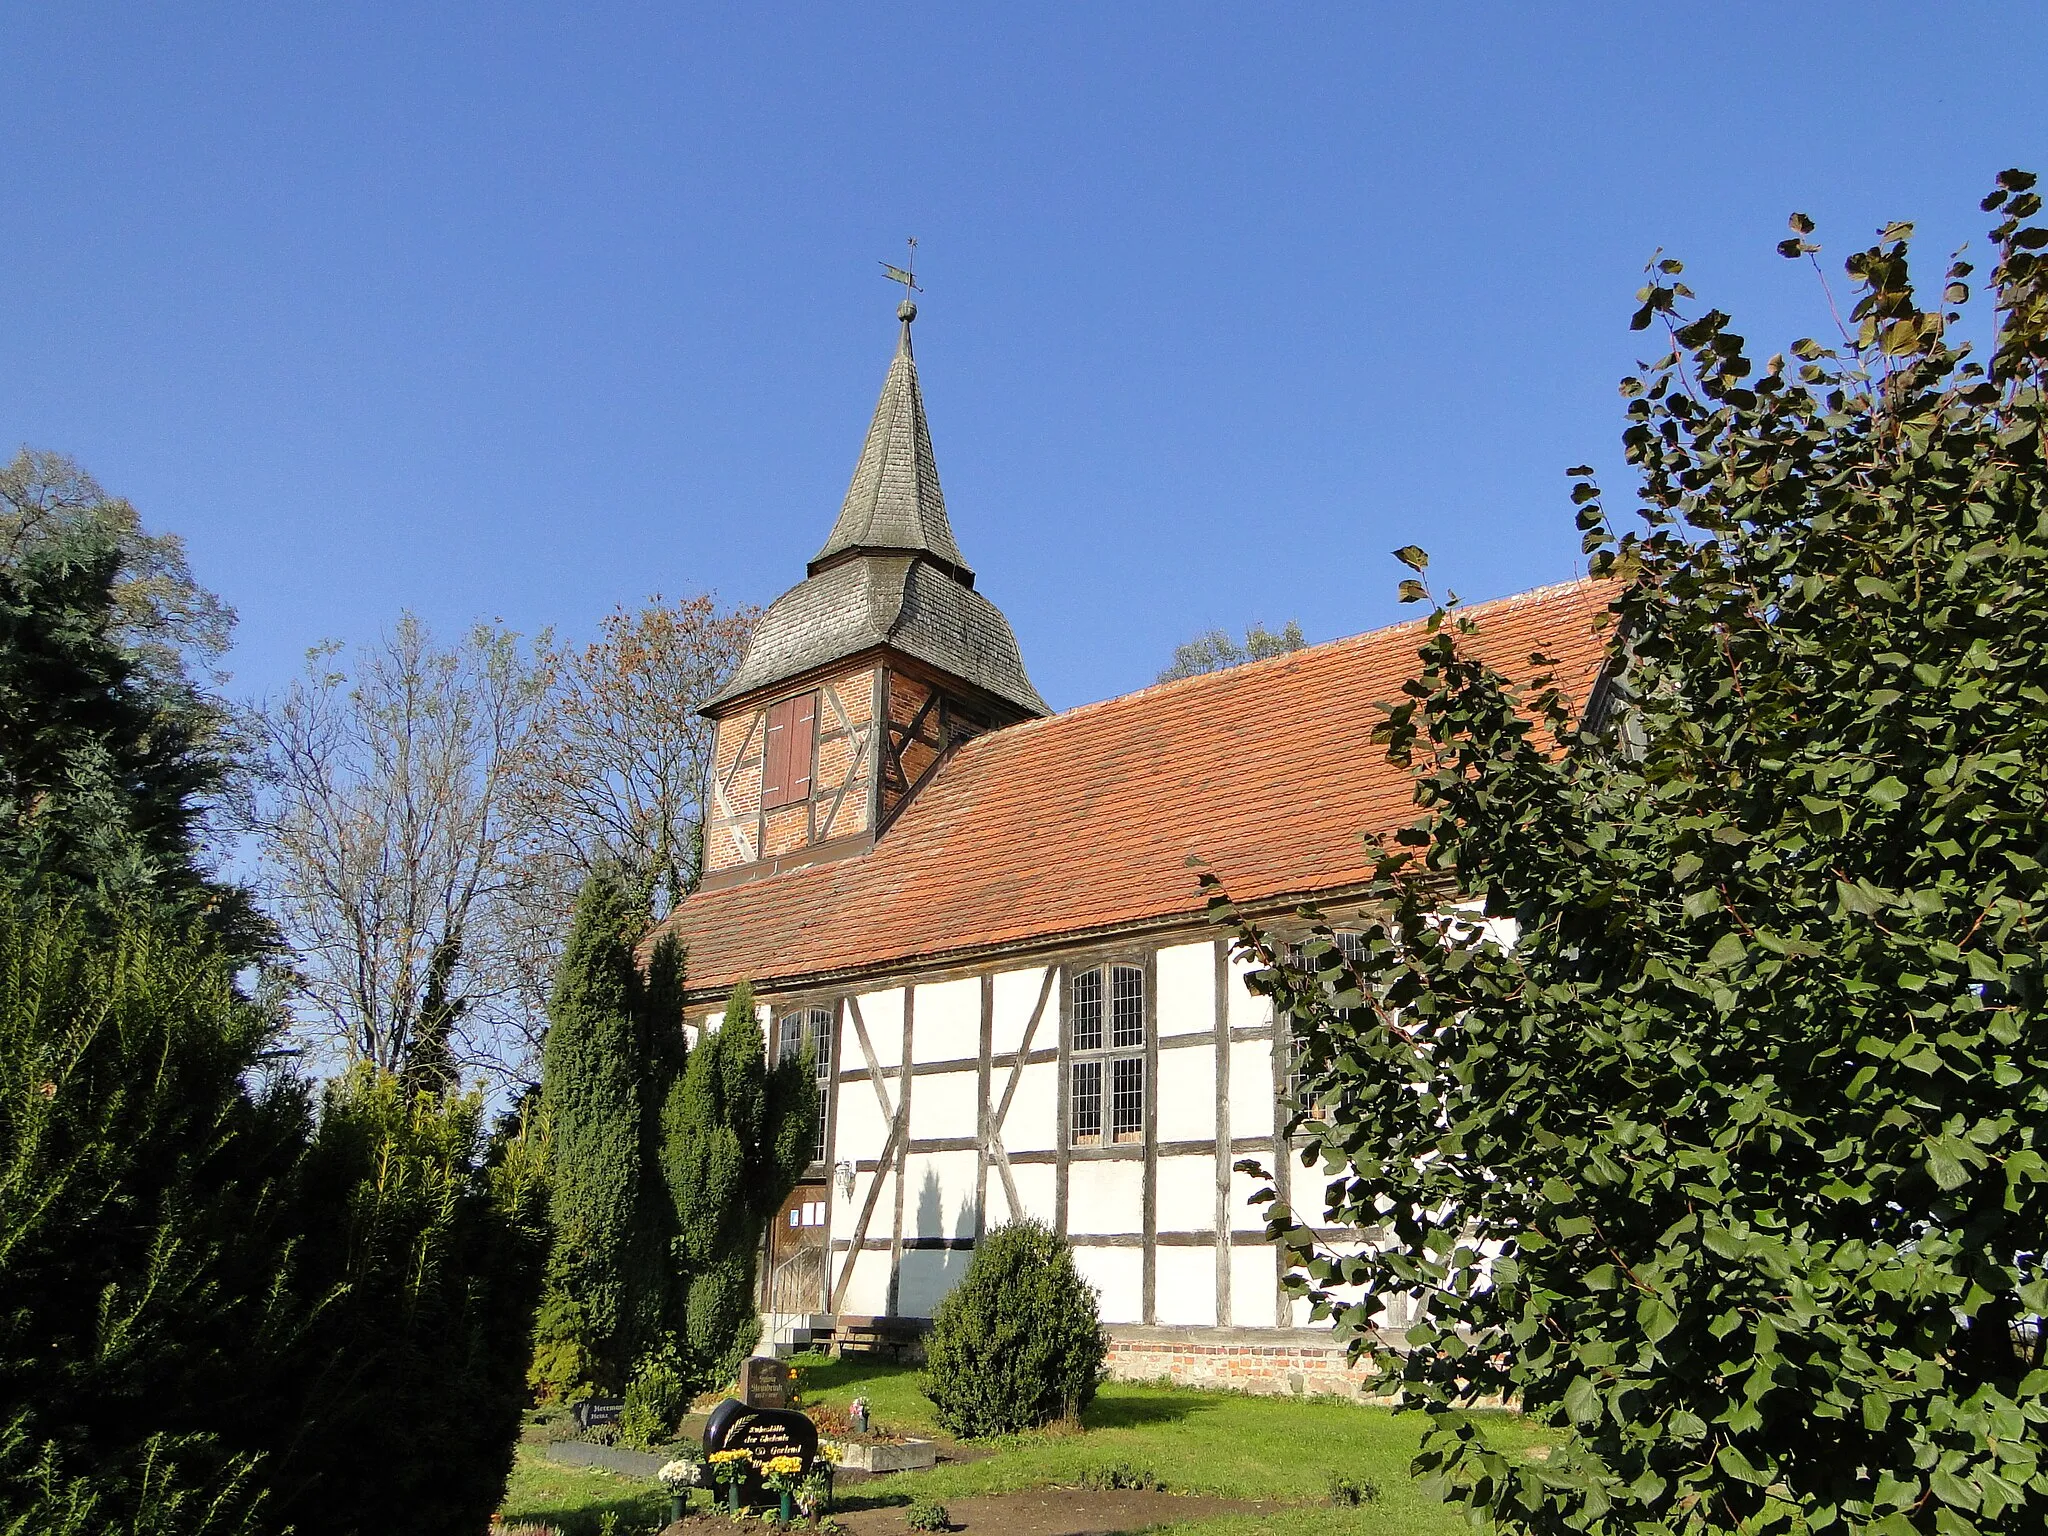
[4, 5, 2043, 711]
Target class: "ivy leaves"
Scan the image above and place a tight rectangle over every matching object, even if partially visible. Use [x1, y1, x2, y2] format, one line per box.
[1210, 172, 2048, 1535]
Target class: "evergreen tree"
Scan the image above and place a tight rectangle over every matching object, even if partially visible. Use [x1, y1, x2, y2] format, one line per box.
[260, 1071, 549, 1536]
[0, 527, 263, 956]
[0, 896, 303, 1535]
[662, 981, 814, 1380]
[535, 866, 680, 1393]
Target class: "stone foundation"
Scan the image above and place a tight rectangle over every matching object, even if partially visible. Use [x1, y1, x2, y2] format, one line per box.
[1103, 1325, 1385, 1399]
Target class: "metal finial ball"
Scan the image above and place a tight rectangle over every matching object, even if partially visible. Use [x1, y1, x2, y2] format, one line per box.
[897, 299, 917, 322]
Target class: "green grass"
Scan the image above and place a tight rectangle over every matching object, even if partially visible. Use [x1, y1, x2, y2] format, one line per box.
[789, 1352, 1546, 1534]
[502, 1356, 1554, 1536]
[498, 1452, 670, 1535]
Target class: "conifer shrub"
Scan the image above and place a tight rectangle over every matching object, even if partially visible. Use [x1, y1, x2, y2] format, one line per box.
[538, 868, 683, 1396]
[269, 1068, 550, 1536]
[661, 981, 812, 1380]
[920, 1220, 1105, 1438]
[0, 896, 299, 1535]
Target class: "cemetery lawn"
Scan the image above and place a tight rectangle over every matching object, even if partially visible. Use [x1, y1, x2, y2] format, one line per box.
[500, 1352, 1556, 1535]
[500, 1452, 670, 1534]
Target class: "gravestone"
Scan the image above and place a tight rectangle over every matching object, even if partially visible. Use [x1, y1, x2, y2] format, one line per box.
[573, 1397, 624, 1432]
[739, 1355, 793, 1409]
[703, 1397, 820, 1505]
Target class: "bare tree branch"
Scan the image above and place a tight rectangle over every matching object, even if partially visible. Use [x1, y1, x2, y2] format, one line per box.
[239, 615, 551, 1080]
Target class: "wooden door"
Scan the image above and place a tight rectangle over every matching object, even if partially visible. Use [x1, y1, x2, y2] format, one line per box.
[766, 1183, 828, 1314]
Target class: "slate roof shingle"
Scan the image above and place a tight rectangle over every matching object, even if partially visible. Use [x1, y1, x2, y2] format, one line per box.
[659, 578, 1616, 996]
[707, 308, 1049, 717]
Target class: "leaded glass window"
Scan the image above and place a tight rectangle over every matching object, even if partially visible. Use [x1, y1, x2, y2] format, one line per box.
[1070, 963, 1144, 1145]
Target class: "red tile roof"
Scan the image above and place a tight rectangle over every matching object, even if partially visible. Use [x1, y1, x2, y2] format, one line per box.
[657, 579, 1615, 996]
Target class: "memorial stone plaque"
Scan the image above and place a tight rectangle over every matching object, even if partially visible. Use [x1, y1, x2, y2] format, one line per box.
[739, 1355, 793, 1409]
[703, 1397, 819, 1504]
[573, 1397, 624, 1431]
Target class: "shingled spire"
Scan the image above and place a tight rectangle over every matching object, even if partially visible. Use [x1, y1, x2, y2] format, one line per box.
[704, 299, 1047, 719]
[809, 300, 972, 585]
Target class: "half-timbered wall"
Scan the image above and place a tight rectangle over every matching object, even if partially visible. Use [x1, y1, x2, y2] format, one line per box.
[684, 923, 1435, 1395]
[706, 663, 879, 875]
[702, 934, 1350, 1335]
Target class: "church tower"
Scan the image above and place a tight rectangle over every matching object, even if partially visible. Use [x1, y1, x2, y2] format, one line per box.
[698, 299, 1048, 890]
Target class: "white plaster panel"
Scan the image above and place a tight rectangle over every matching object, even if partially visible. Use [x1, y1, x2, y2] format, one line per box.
[850, 987, 905, 1071]
[1229, 1039, 1277, 1142]
[1066, 1158, 1144, 1236]
[1001, 1061, 1060, 1154]
[1153, 1154, 1216, 1236]
[833, 1077, 892, 1165]
[1231, 1245, 1281, 1328]
[910, 1068, 979, 1142]
[914, 976, 981, 1064]
[1155, 1048, 1214, 1144]
[835, 1247, 892, 1316]
[991, 966, 1051, 1058]
[895, 1248, 975, 1319]
[1153, 1248, 1217, 1327]
[1070, 1245, 1143, 1326]
[1004, 1163, 1058, 1226]
[1226, 955, 1273, 1030]
[1229, 1166, 1274, 1231]
[901, 1150, 981, 1242]
[832, 1169, 893, 1243]
[1155, 941, 1215, 1036]
[981, 1171, 1011, 1228]
[985, 1063, 1016, 1127]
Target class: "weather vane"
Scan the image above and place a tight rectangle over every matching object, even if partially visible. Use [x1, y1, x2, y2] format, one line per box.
[880, 237, 921, 298]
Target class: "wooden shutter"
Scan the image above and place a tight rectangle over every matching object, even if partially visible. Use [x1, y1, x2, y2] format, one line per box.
[785, 693, 816, 802]
[760, 701, 790, 807]
[760, 693, 817, 811]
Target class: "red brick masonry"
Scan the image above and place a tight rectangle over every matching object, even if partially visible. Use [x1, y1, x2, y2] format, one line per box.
[1104, 1326, 1386, 1399]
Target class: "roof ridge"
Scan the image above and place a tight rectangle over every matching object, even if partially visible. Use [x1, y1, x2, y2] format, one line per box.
[978, 574, 1605, 746]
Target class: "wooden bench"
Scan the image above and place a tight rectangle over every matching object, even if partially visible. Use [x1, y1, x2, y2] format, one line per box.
[830, 1315, 930, 1363]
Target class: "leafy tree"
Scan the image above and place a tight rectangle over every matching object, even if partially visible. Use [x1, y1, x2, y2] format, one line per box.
[535, 866, 682, 1394]
[512, 593, 757, 913]
[662, 981, 815, 1382]
[1212, 171, 2048, 1533]
[0, 448, 236, 693]
[1157, 619, 1304, 683]
[921, 1220, 1106, 1438]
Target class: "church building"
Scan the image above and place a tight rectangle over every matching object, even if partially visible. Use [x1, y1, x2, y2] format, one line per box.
[653, 297, 1615, 1395]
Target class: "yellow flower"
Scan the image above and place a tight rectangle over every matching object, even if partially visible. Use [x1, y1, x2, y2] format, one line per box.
[709, 1449, 753, 1466]
[764, 1455, 804, 1476]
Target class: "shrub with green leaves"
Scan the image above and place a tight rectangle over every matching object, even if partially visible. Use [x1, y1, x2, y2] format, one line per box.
[1215, 170, 2048, 1532]
[921, 1220, 1105, 1438]
[618, 1348, 692, 1449]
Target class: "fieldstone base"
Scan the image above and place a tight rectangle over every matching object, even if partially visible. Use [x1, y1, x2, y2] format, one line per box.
[1103, 1325, 1388, 1399]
